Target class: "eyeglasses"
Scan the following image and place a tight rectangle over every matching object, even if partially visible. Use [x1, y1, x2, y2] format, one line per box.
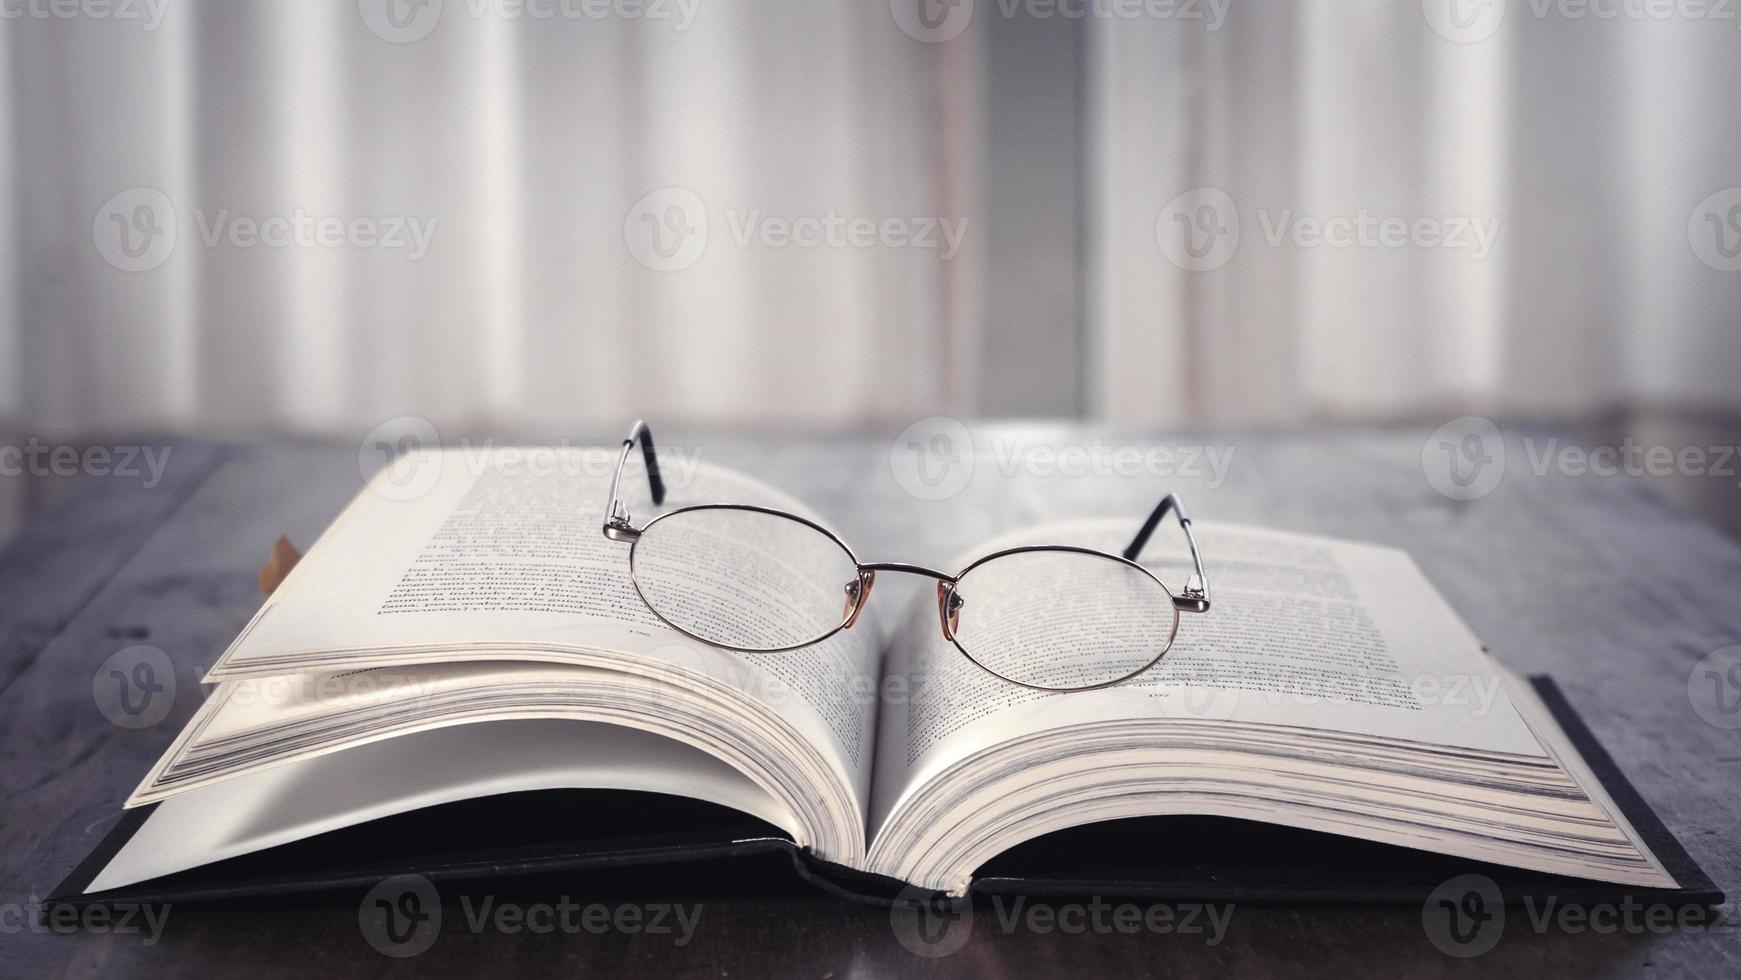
[601, 421, 1211, 692]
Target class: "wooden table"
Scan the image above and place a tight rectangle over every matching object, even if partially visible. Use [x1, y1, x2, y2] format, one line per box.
[4, 424, 1739, 977]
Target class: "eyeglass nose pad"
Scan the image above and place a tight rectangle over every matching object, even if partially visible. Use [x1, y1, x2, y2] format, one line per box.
[936, 581, 963, 640]
[842, 570, 876, 629]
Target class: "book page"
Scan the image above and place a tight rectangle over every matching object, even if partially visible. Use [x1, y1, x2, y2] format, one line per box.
[210, 447, 882, 804]
[871, 518, 1548, 833]
[92, 719, 796, 893]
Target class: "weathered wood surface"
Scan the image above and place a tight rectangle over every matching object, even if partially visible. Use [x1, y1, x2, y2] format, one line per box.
[2, 424, 1739, 978]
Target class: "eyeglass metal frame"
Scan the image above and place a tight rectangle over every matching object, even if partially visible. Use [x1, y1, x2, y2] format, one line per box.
[602, 420, 1211, 692]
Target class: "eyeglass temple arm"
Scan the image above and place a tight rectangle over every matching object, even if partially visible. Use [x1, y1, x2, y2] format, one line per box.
[602, 419, 666, 541]
[1122, 493, 1210, 613]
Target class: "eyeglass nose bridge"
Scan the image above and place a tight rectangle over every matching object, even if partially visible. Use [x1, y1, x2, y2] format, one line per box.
[848, 561, 961, 638]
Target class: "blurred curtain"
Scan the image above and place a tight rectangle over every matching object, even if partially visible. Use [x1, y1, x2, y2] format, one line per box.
[1, 0, 972, 439]
[1090, 0, 1741, 425]
[11, 1, 1741, 439]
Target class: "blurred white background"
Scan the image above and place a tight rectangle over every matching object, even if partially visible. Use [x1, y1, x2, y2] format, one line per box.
[3, 0, 1741, 530]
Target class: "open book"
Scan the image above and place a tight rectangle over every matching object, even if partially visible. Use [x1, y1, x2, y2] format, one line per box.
[77, 444, 1692, 900]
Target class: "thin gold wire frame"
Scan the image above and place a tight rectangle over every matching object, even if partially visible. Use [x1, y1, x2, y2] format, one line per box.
[601, 420, 1210, 693]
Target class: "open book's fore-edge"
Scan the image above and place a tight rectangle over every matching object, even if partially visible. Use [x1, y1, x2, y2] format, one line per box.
[46, 679, 1721, 910]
